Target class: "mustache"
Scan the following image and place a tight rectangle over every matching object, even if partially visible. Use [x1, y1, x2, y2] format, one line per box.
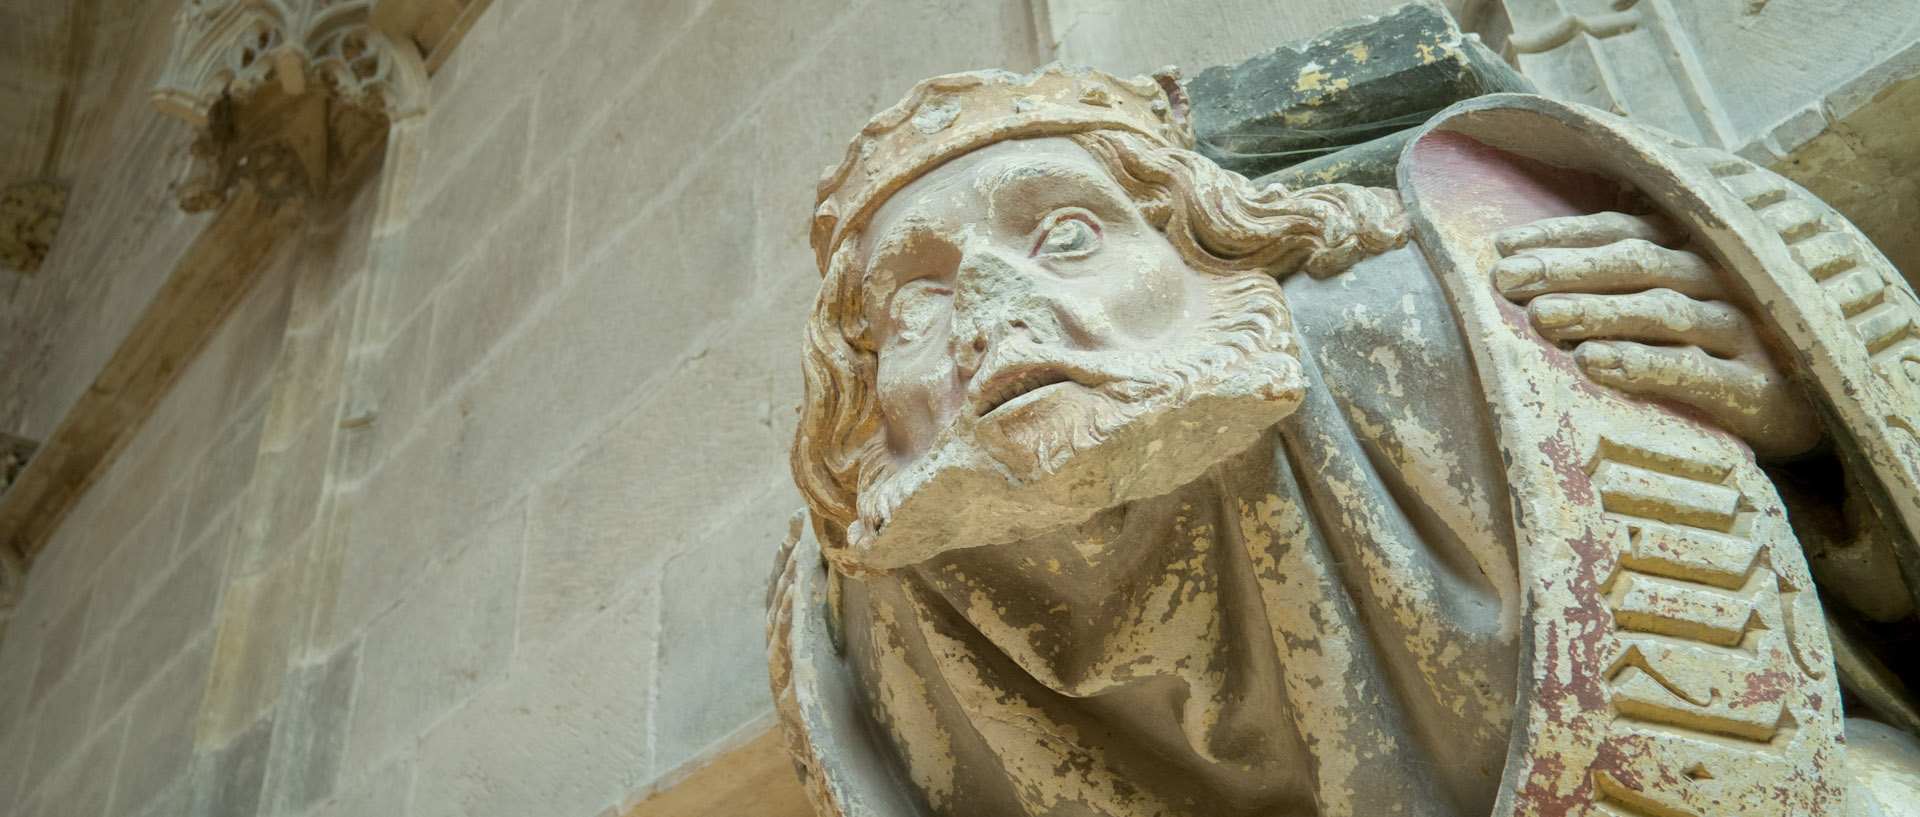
[965, 347, 1171, 413]
[855, 273, 1301, 540]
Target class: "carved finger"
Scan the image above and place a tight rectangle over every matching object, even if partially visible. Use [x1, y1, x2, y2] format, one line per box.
[1572, 341, 1821, 457]
[1574, 341, 1743, 398]
[1529, 290, 1753, 359]
[1493, 240, 1725, 303]
[1495, 212, 1681, 256]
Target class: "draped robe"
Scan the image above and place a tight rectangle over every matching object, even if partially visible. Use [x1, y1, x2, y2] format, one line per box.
[770, 95, 1920, 817]
[832, 244, 1519, 817]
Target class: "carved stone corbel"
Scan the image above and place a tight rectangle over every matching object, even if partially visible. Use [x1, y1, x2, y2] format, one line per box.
[0, 0, 489, 610]
[0, 181, 68, 273]
[0, 433, 34, 498]
[153, 0, 430, 211]
[0, 432, 33, 608]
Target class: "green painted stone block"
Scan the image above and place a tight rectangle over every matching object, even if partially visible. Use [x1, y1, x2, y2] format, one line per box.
[1186, 1, 1532, 183]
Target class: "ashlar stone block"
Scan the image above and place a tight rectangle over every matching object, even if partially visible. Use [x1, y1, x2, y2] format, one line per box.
[0, 708, 34, 810]
[399, 206, 764, 591]
[25, 643, 106, 789]
[197, 547, 309, 747]
[130, 779, 190, 817]
[260, 291, 349, 454]
[738, 0, 1049, 285]
[182, 396, 268, 571]
[30, 584, 92, 704]
[528, 0, 701, 180]
[531, 167, 747, 409]
[0, 592, 44, 736]
[424, 167, 568, 398]
[37, 709, 126, 817]
[421, 0, 562, 182]
[233, 407, 332, 575]
[208, 264, 294, 427]
[84, 488, 187, 641]
[413, 579, 654, 817]
[562, 0, 849, 263]
[346, 296, 433, 474]
[518, 306, 790, 652]
[344, 509, 520, 778]
[653, 481, 800, 763]
[74, 421, 188, 584]
[263, 643, 358, 816]
[326, 415, 471, 645]
[393, 99, 531, 330]
[100, 521, 228, 712]
[310, 754, 413, 817]
[110, 633, 212, 817]
[14, 523, 89, 629]
[188, 714, 274, 817]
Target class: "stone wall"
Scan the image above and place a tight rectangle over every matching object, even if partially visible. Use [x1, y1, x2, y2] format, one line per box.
[0, 234, 294, 816]
[0, 0, 210, 442]
[1044, 0, 1424, 73]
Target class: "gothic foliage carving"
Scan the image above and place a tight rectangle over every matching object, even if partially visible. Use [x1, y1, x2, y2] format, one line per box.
[153, 0, 429, 210]
[1, 181, 68, 273]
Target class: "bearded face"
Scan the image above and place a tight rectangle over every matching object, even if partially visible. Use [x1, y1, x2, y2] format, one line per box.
[832, 137, 1310, 568]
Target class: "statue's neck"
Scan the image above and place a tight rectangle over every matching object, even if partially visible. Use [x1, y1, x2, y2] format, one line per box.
[912, 434, 1281, 692]
[906, 435, 1301, 783]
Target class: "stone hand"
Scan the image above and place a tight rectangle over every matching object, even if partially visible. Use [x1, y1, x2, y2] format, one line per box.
[1492, 212, 1821, 458]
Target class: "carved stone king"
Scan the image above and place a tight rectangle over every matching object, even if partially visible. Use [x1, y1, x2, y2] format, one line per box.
[771, 64, 1920, 817]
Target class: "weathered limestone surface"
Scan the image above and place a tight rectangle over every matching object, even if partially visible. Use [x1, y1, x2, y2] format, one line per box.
[260, 643, 356, 815]
[0, 0, 216, 446]
[6, 1, 1918, 816]
[772, 63, 1920, 817]
[344, 508, 519, 775]
[114, 634, 214, 817]
[190, 714, 276, 817]
[0, 0, 164, 278]
[0, 247, 292, 817]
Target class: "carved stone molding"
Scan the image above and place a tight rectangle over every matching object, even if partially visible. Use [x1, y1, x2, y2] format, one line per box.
[0, 0, 488, 604]
[0, 433, 35, 497]
[153, 0, 430, 211]
[1, 181, 69, 273]
[0, 432, 34, 609]
[0, 546, 18, 613]
[370, 0, 493, 74]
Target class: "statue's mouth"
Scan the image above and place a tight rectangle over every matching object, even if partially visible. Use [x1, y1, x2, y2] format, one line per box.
[974, 364, 1083, 417]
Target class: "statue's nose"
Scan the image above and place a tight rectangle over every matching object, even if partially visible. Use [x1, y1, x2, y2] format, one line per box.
[950, 244, 1091, 377]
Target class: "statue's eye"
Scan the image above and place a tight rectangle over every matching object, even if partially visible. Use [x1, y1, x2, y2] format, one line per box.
[1033, 213, 1100, 258]
[888, 279, 952, 346]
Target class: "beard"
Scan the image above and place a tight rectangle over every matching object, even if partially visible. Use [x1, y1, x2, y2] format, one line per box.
[837, 273, 1307, 573]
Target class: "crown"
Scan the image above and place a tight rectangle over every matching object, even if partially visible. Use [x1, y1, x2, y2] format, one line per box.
[811, 65, 1195, 273]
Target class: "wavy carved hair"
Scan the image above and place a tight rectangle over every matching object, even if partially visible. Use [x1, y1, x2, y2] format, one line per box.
[792, 130, 1409, 546]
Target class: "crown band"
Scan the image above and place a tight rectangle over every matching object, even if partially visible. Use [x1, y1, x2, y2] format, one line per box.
[811, 66, 1195, 273]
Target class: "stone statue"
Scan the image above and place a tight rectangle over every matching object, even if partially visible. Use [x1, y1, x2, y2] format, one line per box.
[769, 65, 1920, 817]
